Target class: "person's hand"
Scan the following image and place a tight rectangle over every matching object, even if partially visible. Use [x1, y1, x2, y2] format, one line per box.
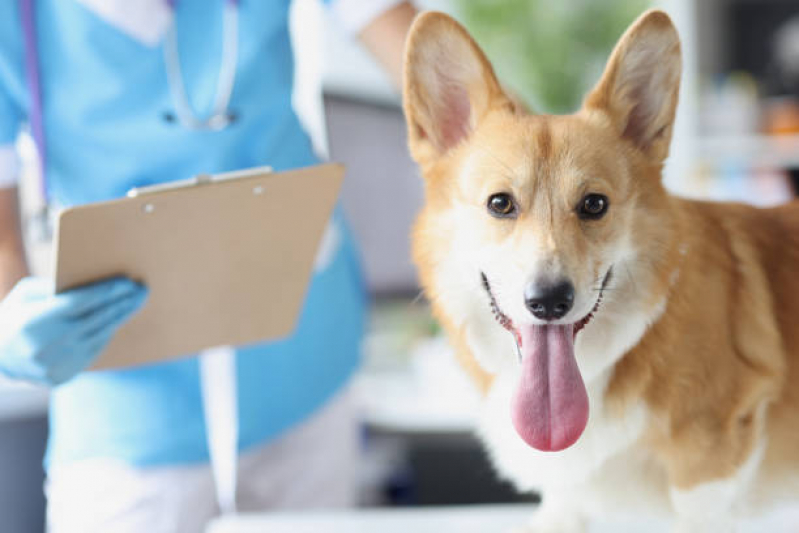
[0, 277, 148, 385]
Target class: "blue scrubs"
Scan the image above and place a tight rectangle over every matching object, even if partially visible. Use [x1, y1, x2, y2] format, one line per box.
[0, 0, 366, 467]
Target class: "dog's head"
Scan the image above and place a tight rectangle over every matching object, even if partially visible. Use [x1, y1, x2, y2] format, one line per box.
[404, 10, 682, 451]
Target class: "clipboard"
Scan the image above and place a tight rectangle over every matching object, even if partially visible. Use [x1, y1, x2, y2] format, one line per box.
[54, 163, 345, 370]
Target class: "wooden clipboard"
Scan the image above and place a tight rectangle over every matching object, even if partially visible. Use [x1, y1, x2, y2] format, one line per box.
[54, 163, 344, 370]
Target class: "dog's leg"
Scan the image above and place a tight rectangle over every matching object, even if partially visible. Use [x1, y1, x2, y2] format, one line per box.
[509, 491, 587, 533]
[668, 440, 765, 533]
[669, 478, 739, 533]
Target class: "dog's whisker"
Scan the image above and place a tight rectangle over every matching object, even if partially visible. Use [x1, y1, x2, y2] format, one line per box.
[619, 263, 638, 297]
[410, 290, 426, 305]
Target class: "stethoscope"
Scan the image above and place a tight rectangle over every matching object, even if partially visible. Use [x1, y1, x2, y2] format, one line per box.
[163, 0, 241, 131]
[19, 0, 242, 207]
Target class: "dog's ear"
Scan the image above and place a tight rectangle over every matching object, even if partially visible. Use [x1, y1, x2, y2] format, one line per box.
[403, 12, 510, 165]
[583, 10, 682, 163]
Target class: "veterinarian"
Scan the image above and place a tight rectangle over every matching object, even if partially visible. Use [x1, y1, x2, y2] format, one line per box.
[0, 1, 417, 531]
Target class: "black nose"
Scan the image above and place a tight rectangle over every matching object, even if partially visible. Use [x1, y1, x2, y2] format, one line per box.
[525, 280, 575, 320]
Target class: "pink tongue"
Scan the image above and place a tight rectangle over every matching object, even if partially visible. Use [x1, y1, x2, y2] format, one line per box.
[511, 324, 589, 452]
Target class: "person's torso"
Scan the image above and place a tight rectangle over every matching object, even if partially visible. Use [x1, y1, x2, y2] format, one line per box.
[40, 0, 312, 205]
[0, 0, 366, 467]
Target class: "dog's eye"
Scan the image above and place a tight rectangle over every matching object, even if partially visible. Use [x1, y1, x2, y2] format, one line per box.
[578, 194, 609, 220]
[487, 193, 517, 218]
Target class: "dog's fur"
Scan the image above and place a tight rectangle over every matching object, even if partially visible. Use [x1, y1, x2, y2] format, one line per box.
[402, 9, 799, 532]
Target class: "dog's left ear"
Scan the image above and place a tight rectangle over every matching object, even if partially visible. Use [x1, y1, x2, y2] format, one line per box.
[402, 12, 511, 166]
[583, 10, 682, 163]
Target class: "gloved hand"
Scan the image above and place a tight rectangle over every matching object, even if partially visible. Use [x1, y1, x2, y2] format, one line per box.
[0, 276, 148, 386]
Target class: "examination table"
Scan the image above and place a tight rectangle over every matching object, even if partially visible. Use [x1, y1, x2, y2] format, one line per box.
[207, 503, 799, 532]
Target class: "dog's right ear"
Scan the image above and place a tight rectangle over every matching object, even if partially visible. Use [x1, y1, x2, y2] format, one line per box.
[402, 12, 510, 166]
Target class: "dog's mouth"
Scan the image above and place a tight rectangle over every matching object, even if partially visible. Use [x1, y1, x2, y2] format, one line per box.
[481, 268, 611, 345]
[480, 268, 612, 453]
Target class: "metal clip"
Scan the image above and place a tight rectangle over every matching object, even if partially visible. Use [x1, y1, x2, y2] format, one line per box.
[126, 166, 273, 198]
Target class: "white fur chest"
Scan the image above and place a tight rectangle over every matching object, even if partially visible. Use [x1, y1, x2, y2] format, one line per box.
[463, 295, 662, 496]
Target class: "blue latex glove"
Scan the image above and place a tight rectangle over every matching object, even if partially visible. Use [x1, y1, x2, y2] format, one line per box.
[0, 277, 148, 385]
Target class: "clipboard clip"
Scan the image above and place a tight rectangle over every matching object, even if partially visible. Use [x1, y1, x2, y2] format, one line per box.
[126, 166, 274, 198]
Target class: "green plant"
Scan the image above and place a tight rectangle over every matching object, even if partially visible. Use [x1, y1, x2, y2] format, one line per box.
[454, 0, 651, 113]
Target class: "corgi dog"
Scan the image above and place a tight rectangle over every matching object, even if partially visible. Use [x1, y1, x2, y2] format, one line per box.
[402, 9, 799, 532]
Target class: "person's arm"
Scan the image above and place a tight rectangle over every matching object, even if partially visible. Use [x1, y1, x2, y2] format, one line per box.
[0, 186, 29, 298]
[357, 3, 530, 112]
[356, 2, 418, 90]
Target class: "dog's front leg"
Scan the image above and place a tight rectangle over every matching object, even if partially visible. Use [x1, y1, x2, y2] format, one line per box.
[509, 491, 587, 533]
[665, 424, 766, 533]
[669, 479, 740, 533]
[668, 441, 765, 533]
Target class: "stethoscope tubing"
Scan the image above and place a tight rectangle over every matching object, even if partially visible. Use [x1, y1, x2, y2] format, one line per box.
[164, 0, 240, 131]
[19, 0, 242, 200]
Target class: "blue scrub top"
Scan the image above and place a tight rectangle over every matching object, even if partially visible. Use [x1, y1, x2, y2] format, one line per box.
[0, 0, 367, 467]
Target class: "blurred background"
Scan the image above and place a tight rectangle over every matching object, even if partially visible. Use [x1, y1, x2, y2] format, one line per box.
[4, 0, 799, 530]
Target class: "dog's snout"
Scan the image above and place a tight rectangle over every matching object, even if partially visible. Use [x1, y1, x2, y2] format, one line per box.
[525, 280, 575, 321]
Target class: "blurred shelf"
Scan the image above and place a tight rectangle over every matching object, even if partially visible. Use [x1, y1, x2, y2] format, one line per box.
[356, 329, 480, 435]
[697, 134, 799, 168]
[323, 80, 399, 110]
[354, 369, 478, 435]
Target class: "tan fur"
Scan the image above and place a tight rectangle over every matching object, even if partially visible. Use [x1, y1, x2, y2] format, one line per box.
[403, 8, 799, 527]
[611, 200, 788, 489]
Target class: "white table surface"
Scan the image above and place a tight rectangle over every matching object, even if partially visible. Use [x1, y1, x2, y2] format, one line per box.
[207, 504, 799, 533]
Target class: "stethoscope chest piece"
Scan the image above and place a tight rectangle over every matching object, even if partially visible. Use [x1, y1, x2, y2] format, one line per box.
[162, 110, 238, 131]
